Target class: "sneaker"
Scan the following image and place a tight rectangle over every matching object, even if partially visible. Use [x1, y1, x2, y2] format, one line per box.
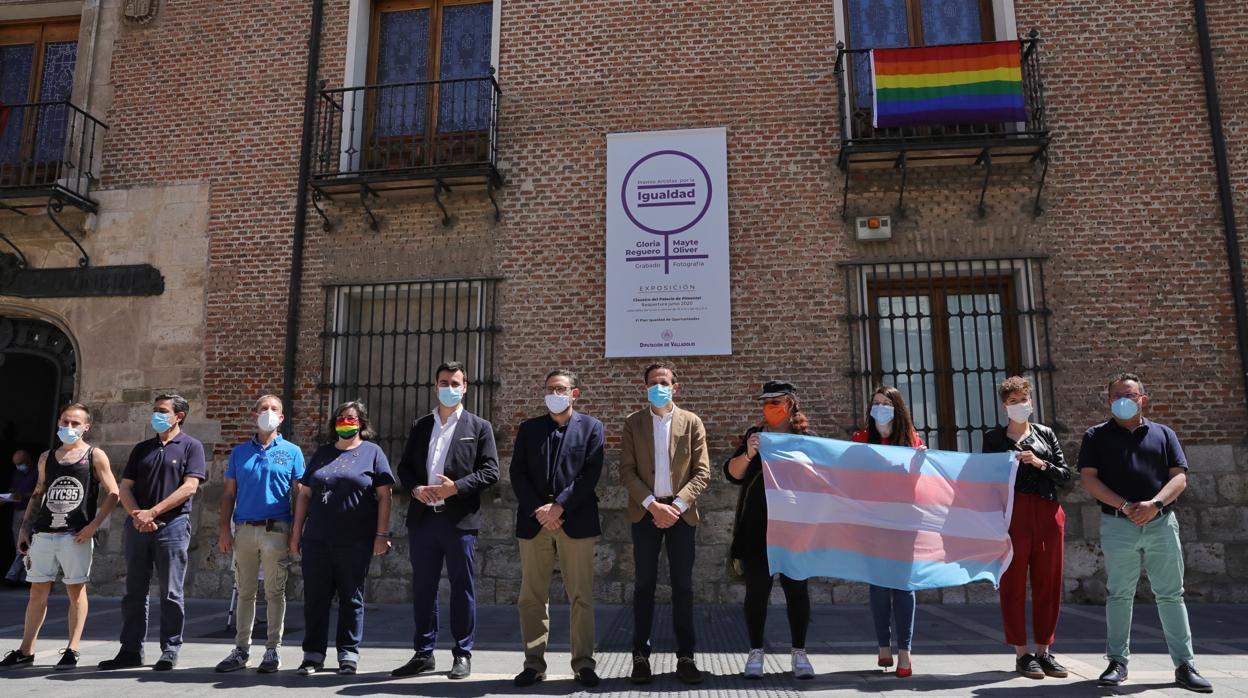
[1098, 660, 1128, 687]
[0, 649, 34, 670]
[1175, 662, 1213, 693]
[575, 667, 600, 687]
[392, 653, 436, 677]
[744, 649, 765, 679]
[297, 659, 323, 676]
[98, 650, 144, 670]
[1036, 652, 1068, 678]
[214, 647, 249, 673]
[676, 656, 704, 685]
[1016, 653, 1045, 679]
[153, 650, 178, 671]
[55, 649, 80, 671]
[258, 648, 281, 674]
[514, 667, 545, 687]
[792, 649, 815, 680]
[338, 660, 357, 675]
[630, 655, 652, 684]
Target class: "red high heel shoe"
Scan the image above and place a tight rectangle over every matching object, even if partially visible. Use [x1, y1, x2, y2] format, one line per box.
[878, 656, 894, 668]
[896, 664, 913, 678]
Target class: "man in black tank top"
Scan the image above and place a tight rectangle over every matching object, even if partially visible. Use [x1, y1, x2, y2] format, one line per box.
[0, 403, 119, 672]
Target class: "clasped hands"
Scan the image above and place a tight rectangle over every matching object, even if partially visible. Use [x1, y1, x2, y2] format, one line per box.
[412, 474, 458, 505]
[1121, 500, 1161, 526]
[533, 502, 565, 530]
[130, 508, 159, 532]
[647, 500, 681, 529]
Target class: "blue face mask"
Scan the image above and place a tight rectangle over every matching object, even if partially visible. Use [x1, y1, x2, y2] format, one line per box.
[438, 386, 463, 409]
[57, 426, 82, 444]
[151, 412, 175, 433]
[1111, 397, 1140, 421]
[647, 384, 673, 409]
[870, 404, 895, 425]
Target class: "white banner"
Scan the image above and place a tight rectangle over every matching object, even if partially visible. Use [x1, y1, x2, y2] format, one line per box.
[605, 128, 731, 357]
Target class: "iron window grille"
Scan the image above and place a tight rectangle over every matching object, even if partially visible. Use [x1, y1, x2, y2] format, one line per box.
[320, 278, 499, 460]
[841, 257, 1055, 451]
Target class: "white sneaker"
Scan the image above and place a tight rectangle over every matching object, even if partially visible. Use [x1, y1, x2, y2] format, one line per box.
[744, 648, 765, 679]
[792, 649, 815, 679]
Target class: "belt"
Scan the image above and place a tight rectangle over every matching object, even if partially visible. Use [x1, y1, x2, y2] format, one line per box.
[1100, 503, 1170, 518]
[654, 496, 676, 505]
[240, 519, 284, 530]
[429, 503, 446, 513]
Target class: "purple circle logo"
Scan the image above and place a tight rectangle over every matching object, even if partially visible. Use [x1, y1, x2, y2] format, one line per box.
[621, 150, 713, 236]
[661, 329, 674, 341]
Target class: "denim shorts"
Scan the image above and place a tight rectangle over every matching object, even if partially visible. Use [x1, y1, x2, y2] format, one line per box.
[27, 531, 94, 584]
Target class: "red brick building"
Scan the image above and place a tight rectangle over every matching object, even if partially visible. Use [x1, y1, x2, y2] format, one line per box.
[0, 0, 1245, 604]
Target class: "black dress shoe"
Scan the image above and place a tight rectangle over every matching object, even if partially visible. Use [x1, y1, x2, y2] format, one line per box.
[1098, 660, 1128, 686]
[98, 651, 144, 670]
[576, 667, 601, 687]
[676, 657, 704, 685]
[630, 655, 652, 684]
[514, 667, 545, 687]
[1036, 652, 1069, 678]
[449, 655, 471, 679]
[392, 653, 436, 677]
[1015, 653, 1044, 679]
[1175, 662, 1213, 693]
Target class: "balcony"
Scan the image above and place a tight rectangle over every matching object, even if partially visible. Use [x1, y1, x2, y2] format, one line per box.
[834, 33, 1050, 217]
[311, 74, 502, 228]
[0, 100, 106, 215]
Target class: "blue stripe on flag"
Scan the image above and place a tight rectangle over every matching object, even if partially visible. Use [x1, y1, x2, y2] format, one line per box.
[766, 545, 1007, 591]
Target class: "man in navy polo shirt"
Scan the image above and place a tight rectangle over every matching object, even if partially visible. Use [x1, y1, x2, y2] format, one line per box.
[99, 393, 207, 672]
[215, 394, 304, 674]
[1078, 373, 1211, 693]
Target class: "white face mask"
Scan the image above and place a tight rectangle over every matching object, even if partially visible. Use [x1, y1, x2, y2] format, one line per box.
[544, 393, 572, 415]
[1005, 401, 1034, 423]
[257, 409, 282, 433]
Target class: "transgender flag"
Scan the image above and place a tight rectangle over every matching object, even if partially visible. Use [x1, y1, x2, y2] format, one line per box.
[759, 433, 1018, 591]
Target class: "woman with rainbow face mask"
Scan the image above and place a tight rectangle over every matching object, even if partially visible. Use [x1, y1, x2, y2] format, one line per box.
[724, 380, 815, 681]
[289, 401, 394, 676]
[852, 386, 924, 678]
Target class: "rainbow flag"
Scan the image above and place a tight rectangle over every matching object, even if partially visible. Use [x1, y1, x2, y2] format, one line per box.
[871, 41, 1025, 129]
[759, 433, 1018, 590]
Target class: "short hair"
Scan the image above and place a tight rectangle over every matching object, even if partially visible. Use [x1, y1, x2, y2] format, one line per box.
[545, 369, 579, 389]
[253, 394, 283, 412]
[329, 400, 377, 441]
[154, 393, 190, 424]
[1108, 372, 1145, 395]
[59, 402, 92, 424]
[436, 360, 468, 382]
[643, 361, 677, 383]
[997, 376, 1032, 403]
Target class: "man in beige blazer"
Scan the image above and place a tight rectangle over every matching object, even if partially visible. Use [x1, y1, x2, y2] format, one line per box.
[618, 361, 711, 685]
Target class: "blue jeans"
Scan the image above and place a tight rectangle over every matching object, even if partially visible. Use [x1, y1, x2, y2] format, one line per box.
[409, 514, 478, 658]
[120, 515, 191, 655]
[631, 515, 696, 657]
[869, 585, 916, 651]
[301, 539, 372, 664]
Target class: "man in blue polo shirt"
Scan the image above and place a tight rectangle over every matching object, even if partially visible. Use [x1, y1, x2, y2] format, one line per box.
[100, 393, 208, 672]
[1078, 373, 1211, 694]
[215, 395, 305, 674]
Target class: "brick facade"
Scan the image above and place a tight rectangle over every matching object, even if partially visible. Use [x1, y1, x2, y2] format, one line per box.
[1, 0, 1246, 604]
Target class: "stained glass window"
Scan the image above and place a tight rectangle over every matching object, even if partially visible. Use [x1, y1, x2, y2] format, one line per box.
[921, 0, 984, 45]
[374, 8, 431, 137]
[0, 44, 34, 165]
[437, 3, 492, 133]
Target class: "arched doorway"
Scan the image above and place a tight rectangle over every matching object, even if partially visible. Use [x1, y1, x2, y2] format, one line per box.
[0, 315, 76, 485]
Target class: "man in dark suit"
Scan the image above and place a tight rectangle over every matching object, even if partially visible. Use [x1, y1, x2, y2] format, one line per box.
[509, 370, 603, 688]
[391, 361, 499, 680]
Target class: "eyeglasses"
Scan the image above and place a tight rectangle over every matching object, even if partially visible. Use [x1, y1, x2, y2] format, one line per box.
[1110, 393, 1143, 401]
[545, 386, 573, 395]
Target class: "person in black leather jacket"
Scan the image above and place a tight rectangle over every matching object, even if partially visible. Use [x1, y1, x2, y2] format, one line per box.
[981, 376, 1071, 682]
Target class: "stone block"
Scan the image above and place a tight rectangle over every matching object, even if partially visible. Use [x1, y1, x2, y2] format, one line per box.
[368, 576, 408, 604]
[592, 544, 616, 576]
[1199, 506, 1248, 542]
[1188, 445, 1235, 472]
[965, 581, 998, 603]
[1184, 543, 1226, 575]
[1216, 474, 1248, 504]
[1065, 540, 1103, 578]
[940, 587, 967, 604]
[1225, 543, 1248, 579]
[1184, 473, 1220, 504]
[1082, 505, 1102, 540]
[833, 582, 869, 604]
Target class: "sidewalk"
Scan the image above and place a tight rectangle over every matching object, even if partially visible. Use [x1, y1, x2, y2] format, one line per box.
[0, 588, 1245, 696]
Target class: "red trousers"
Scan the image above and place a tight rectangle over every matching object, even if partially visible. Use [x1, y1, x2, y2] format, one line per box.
[999, 492, 1065, 646]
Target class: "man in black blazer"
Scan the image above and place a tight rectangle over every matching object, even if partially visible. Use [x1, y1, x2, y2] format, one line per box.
[391, 361, 499, 680]
[509, 370, 603, 688]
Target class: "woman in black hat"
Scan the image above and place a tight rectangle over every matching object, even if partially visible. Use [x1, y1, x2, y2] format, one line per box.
[724, 381, 814, 680]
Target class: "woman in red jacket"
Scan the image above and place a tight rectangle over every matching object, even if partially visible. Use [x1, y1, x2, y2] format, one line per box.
[852, 386, 924, 677]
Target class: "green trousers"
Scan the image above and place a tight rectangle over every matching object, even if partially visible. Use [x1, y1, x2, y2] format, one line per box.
[1100, 511, 1194, 666]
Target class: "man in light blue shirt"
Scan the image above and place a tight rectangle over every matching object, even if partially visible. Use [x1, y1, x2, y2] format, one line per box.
[215, 395, 304, 673]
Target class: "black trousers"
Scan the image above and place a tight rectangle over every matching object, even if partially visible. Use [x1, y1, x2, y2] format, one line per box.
[631, 515, 696, 657]
[743, 555, 810, 649]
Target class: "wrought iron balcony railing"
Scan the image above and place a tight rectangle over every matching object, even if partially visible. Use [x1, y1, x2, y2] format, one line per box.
[0, 100, 106, 211]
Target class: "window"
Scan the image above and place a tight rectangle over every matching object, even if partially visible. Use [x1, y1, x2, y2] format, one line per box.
[0, 18, 78, 176]
[843, 258, 1054, 451]
[321, 279, 499, 460]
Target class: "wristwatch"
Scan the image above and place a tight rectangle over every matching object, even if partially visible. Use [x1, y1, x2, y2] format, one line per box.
[1151, 499, 1165, 510]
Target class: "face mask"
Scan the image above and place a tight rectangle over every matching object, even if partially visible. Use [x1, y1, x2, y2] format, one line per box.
[1111, 397, 1140, 421]
[647, 384, 673, 409]
[151, 412, 175, 433]
[257, 409, 282, 433]
[762, 403, 789, 426]
[870, 404, 895, 426]
[15, 463, 29, 471]
[1005, 401, 1034, 423]
[544, 393, 572, 415]
[438, 386, 464, 408]
[335, 417, 360, 439]
[58, 426, 82, 444]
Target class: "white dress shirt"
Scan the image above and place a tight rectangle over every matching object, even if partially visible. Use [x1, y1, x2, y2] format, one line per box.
[642, 407, 687, 513]
[426, 405, 463, 506]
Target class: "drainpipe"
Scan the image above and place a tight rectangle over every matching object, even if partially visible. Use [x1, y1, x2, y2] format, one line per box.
[1194, 0, 1248, 409]
[282, 0, 325, 434]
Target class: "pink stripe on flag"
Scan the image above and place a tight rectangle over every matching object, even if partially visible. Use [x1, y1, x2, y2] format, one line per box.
[767, 520, 1010, 564]
[763, 459, 1011, 513]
